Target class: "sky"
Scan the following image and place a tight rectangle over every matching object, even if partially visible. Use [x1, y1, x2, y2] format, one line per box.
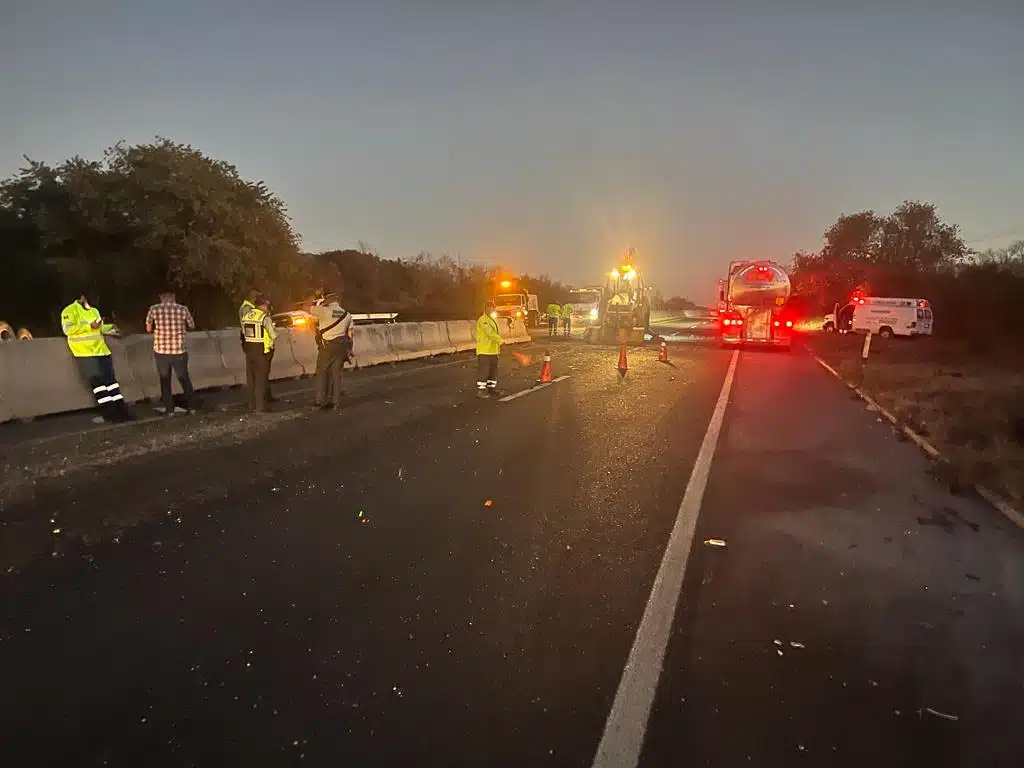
[3, 1, 1023, 303]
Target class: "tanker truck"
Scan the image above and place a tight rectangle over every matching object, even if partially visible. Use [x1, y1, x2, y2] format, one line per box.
[718, 260, 794, 350]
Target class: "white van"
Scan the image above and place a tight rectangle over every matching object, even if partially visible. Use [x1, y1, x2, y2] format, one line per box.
[826, 296, 933, 338]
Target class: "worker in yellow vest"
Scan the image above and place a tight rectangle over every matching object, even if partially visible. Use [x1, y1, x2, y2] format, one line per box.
[238, 288, 276, 404]
[475, 301, 504, 398]
[561, 302, 573, 337]
[240, 296, 277, 412]
[60, 293, 133, 423]
[545, 303, 561, 337]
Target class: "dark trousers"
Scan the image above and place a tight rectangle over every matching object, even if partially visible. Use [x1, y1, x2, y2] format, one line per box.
[155, 352, 194, 413]
[265, 347, 275, 401]
[548, 316, 558, 336]
[563, 318, 571, 336]
[476, 354, 498, 391]
[315, 339, 348, 407]
[76, 354, 129, 421]
[244, 343, 270, 412]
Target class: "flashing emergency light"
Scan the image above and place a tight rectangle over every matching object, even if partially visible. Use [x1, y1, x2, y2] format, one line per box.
[499, 280, 512, 289]
[621, 264, 633, 272]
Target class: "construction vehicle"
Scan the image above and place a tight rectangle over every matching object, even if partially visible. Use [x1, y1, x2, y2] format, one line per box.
[719, 260, 794, 350]
[586, 253, 651, 344]
[565, 286, 604, 327]
[491, 279, 540, 327]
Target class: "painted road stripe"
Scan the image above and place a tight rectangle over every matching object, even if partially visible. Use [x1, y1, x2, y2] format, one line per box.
[591, 349, 740, 768]
[497, 375, 570, 402]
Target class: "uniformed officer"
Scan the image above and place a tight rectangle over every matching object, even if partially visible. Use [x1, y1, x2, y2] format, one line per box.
[476, 301, 504, 398]
[240, 296, 277, 412]
[311, 290, 353, 411]
[545, 302, 561, 337]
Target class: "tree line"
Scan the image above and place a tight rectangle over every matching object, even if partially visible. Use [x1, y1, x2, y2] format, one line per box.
[2, 139, 682, 335]
[788, 201, 1024, 346]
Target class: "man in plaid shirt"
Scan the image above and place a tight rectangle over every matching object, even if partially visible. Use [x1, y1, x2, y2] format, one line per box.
[145, 291, 196, 415]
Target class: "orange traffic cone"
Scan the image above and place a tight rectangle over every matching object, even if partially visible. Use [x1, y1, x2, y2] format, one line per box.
[537, 352, 553, 383]
[617, 343, 628, 377]
[658, 340, 668, 363]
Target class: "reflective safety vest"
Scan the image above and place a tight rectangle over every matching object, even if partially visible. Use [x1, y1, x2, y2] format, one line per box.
[61, 301, 113, 358]
[241, 306, 274, 353]
[476, 314, 502, 355]
[238, 299, 255, 326]
[546, 303, 562, 318]
[562, 304, 572, 320]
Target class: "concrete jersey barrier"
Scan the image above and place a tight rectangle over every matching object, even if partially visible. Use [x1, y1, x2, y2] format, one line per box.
[0, 318, 533, 423]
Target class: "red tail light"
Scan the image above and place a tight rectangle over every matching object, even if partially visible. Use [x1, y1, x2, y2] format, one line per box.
[785, 320, 793, 328]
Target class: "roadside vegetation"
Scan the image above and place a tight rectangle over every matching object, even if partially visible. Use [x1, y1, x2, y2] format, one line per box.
[789, 204, 1024, 505]
[0, 138, 688, 335]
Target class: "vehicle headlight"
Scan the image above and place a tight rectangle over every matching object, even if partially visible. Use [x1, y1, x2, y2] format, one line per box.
[590, 307, 598, 318]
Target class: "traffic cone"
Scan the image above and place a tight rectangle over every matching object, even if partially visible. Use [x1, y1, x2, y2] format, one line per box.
[658, 340, 668, 363]
[617, 343, 628, 377]
[537, 352, 553, 383]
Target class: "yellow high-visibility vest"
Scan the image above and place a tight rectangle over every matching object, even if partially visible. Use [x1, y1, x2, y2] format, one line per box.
[476, 314, 502, 355]
[61, 301, 113, 357]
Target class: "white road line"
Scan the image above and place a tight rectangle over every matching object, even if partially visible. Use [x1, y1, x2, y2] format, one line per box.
[591, 349, 740, 768]
[497, 375, 570, 402]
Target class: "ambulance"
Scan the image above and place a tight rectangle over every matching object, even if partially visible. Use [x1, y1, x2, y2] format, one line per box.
[824, 296, 933, 338]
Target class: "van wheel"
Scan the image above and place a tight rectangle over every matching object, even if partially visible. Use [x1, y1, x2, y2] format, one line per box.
[823, 322, 835, 333]
[878, 327, 894, 339]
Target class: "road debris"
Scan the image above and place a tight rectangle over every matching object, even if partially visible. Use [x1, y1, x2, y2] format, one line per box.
[483, 499, 493, 508]
[789, 641, 805, 649]
[923, 707, 960, 722]
[703, 538, 727, 547]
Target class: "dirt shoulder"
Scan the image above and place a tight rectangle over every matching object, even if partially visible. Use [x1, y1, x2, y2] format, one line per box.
[804, 332, 1024, 507]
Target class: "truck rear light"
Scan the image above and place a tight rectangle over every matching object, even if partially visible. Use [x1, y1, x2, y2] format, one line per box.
[785, 320, 793, 328]
[773, 320, 780, 327]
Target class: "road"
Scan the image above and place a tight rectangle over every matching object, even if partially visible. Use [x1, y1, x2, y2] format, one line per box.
[1, 333, 1022, 767]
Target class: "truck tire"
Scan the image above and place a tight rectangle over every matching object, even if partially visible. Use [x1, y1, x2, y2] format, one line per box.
[823, 322, 835, 333]
[878, 326, 894, 339]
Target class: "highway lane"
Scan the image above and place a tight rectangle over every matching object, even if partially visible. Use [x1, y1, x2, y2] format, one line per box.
[0, 341, 732, 766]
[640, 348, 1024, 767]
[2, 339, 1022, 766]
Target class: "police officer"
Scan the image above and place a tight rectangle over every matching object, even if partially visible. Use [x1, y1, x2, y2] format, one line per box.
[311, 290, 353, 411]
[545, 302, 561, 337]
[561, 301, 572, 337]
[240, 296, 276, 412]
[476, 301, 504, 398]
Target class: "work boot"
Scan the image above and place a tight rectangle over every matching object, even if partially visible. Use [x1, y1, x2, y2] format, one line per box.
[488, 388, 505, 398]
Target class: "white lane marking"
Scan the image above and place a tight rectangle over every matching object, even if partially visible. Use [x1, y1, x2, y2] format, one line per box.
[497, 375, 570, 402]
[591, 349, 740, 768]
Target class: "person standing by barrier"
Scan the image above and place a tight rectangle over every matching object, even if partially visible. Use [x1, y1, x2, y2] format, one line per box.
[476, 301, 504, 399]
[561, 302, 572, 337]
[545, 303, 561, 337]
[311, 290, 353, 411]
[145, 290, 196, 416]
[240, 296, 276, 412]
[60, 292, 133, 423]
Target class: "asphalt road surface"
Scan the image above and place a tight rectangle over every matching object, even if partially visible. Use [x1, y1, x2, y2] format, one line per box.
[1, 337, 1022, 767]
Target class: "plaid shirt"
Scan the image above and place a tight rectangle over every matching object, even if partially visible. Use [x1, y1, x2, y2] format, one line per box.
[145, 301, 195, 355]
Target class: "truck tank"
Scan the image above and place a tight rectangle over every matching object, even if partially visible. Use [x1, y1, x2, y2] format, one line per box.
[728, 261, 792, 309]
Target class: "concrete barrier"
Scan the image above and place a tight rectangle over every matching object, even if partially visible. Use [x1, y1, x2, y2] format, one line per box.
[387, 323, 430, 362]
[268, 330, 306, 381]
[352, 325, 396, 367]
[186, 332, 238, 391]
[0, 319, 534, 423]
[288, 328, 319, 375]
[420, 321, 457, 356]
[446, 320, 475, 352]
[0, 338, 96, 419]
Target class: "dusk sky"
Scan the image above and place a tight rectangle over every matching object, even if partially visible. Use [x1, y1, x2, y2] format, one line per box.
[4, 1, 1022, 302]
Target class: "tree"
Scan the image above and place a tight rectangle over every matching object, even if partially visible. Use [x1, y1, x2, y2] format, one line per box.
[0, 138, 303, 330]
